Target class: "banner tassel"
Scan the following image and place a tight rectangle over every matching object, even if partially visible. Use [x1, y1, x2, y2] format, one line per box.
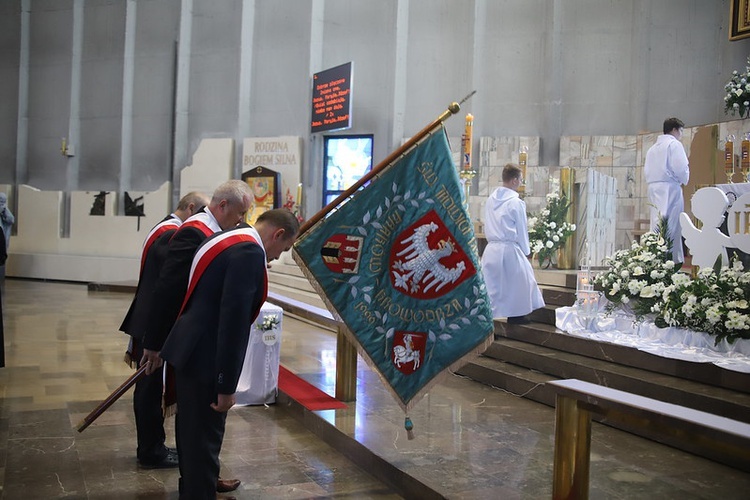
[405, 415, 415, 440]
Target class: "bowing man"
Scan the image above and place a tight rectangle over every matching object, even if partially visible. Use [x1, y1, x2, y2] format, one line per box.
[159, 209, 299, 499]
[119, 191, 208, 469]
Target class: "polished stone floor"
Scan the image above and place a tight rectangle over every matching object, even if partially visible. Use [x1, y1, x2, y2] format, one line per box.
[1, 279, 749, 499]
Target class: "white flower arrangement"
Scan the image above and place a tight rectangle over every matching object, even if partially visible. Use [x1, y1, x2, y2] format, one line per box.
[594, 228, 679, 318]
[528, 192, 576, 268]
[724, 56, 750, 118]
[257, 314, 280, 331]
[595, 217, 750, 345]
[653, 260, 750, 345]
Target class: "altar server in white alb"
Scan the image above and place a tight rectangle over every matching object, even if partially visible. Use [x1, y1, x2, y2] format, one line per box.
[481, 163, 544, 324]
[644, 117, 690, 264]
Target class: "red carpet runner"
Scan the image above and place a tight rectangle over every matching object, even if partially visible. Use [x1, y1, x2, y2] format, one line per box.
[278, 365, 348, 411]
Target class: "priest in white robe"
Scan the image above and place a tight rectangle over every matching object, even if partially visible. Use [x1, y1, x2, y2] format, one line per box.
[481, 164, 545, 323]
[644, 117, 690, 263]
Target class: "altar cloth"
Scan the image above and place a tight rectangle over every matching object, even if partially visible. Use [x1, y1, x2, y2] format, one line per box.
[555, 302, 750, 373]
[235, 302, 284, 405]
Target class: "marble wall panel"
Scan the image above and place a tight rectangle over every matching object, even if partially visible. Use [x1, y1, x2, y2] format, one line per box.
[577, 170, 617, 266]
[611, 166, 637, 199]
[476, 136, 539, 199]
[526, 165, 549, 198]
[588, 136, 613, 168]
[613, 135, 637, 167]
[559, 136, 580, 166]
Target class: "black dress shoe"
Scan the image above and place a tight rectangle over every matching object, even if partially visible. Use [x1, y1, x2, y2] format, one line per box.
[138, 453, 179, 469]
[216, 478, 241, 492]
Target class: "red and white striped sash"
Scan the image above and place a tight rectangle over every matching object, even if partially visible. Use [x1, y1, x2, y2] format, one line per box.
[178, 227, 267, 318]
[139, 218, 181, 273]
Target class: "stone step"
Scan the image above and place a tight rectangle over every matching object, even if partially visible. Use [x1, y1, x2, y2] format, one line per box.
[479, 335, 750, 423]
[534, 269, 578, 288]
[268, 270, 315, 292]
[268, 282, 326, 310]
[456, 354, 555, 404]
[496, 321, 750, 395]
[527, 305, 557, 325]
[269, 261, 306, 278]
[539, 284, 576, 307]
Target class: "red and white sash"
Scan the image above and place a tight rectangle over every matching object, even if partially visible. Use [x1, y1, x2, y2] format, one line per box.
[171, 209, 222, 243]
[139, 217, 181, 273]
[178, 226, 268, 318]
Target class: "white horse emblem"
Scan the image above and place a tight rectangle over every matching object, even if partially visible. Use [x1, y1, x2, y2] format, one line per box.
[393, 333, 421, 371]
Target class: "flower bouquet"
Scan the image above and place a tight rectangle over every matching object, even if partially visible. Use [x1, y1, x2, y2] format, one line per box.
[528, 192, 576, 268]
[594, 220, 679, 319]
[724, 56, 750, 118]
[653, 261, 750, 345]
[257, 314, 280, 332]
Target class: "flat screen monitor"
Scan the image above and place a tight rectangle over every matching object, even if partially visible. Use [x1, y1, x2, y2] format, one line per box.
[311, 62, 352, 133]
[323, 134, 373, 206]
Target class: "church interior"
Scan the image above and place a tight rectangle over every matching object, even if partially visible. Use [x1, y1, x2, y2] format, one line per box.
[1, 1, 750, 498]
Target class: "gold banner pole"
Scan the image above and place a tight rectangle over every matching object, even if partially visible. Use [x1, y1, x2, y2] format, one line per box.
[297, 100, 462, 237]
[558, 167, 576, 269]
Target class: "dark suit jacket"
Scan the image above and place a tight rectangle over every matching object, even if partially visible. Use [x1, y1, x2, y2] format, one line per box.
[119, 216, 177, 341]
[142, 222, 212, 352]
[160, 231, 266, 395]
[0, 230, 6, 266]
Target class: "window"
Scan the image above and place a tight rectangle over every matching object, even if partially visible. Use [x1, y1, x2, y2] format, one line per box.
[322, 135, 373, 206]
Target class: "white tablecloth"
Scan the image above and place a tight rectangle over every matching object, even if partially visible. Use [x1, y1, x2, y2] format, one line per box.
[555, 300, 750, 373]
[715, 182, 750, 205]
[234, 302, 283, 405]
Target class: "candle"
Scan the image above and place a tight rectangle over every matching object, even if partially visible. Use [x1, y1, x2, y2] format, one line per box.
[462, 113, 473, 171]
[296, 183, 302, 206]
[519, 146, 528, 168]
[725, 135, 735, 175]
[742, 134, 750, 175]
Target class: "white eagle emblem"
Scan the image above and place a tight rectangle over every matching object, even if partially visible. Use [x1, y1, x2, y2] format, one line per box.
[391, 221, 467, 294]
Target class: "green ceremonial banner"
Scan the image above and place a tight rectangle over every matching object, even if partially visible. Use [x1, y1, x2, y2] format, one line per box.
[292, 125, 494, 412]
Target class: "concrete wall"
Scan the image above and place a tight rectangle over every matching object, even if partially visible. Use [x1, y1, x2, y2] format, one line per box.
[1, 0, 749, 281]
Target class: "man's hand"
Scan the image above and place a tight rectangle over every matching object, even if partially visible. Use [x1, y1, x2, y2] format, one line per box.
[211, 393, 235, 413]
[140, 349, 164, 375]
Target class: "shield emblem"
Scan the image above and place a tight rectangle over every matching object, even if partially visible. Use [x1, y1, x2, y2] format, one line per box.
[391, 331, 427, 375]
[389, 210, 474, 299]
[320, 234, 364, 273]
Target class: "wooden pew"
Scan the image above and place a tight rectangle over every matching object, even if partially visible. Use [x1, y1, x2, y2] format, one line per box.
[548, 378, 750, 500]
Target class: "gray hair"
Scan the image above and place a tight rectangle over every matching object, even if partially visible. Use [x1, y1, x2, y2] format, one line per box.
[211, 180, 252, 207]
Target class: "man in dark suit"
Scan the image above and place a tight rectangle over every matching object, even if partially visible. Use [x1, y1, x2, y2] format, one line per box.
[141, 180, 254, 365]
[119, 191, 208, 469]
[140, 179, 252, 492]
[160, 209, 299, 500]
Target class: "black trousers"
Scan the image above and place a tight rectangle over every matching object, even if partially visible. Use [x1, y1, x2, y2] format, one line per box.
[175, 365, 227, 499]
[133, 348, 168, 462]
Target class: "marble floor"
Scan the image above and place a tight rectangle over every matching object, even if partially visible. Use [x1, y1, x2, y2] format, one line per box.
[1, 279, 749, 499]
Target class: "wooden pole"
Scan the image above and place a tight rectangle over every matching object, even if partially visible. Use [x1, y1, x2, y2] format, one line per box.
[77, 363, 149, 432]
[552, 394, 592, 500]
[298, 101, 461, 236]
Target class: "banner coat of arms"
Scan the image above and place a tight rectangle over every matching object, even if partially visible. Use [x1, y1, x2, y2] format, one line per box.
[293, 125, 494, 412]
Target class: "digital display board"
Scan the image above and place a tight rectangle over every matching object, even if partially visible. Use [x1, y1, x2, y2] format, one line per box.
[323, 134, 373, 206]
[311, 62, 352, 133]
